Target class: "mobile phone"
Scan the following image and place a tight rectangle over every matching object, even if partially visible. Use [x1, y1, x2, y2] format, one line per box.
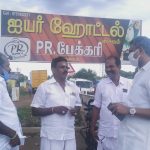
[107, 103, 112, 110]
[114, 114, 125, 121]
[107, 103, 125, 121]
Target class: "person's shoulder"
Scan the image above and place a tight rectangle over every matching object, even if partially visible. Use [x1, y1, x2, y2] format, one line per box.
[97, 77, 110, 85]
[0, 82, 3, 89]
[120, 76, 133, 86]
[120, 76, 131, 82]
[38, 79, 51, 88]
[67, 80, 76, 87]
[0, 76, 4, 83]
[0, 78, 6, 93]
[0, 77, 5, 87]
[66, 80, 80, 93]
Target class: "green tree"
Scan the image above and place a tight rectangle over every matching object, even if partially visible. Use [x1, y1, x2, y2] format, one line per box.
[120, 69, 136, 79]
[72, 68, 100, 81]
[18, 73, 28, 82]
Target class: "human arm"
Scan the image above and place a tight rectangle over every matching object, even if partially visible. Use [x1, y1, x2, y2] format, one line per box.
[90, 106, 100, 141]
[0, 121, 20, 147]
[32, 106, 69, 116]
[90, 82, 102, 141]
[108, 103, 150, 119]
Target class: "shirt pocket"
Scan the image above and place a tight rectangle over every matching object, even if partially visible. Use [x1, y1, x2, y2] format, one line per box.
[45, 90, 63, 106]
[101, 89, 112, 107]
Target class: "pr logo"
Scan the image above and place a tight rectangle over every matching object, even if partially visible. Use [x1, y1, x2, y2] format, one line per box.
[4, 38, 29, 59]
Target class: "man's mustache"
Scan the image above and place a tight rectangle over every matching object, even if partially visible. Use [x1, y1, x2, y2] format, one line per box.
[107, 71, 114, 74]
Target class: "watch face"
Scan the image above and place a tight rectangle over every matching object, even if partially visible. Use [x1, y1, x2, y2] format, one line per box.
[130, 108, 136, 115]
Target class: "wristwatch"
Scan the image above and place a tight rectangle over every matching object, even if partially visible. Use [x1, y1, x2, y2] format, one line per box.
[129, 108, 136, 116]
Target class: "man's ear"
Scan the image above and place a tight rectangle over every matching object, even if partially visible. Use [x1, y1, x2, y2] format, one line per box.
[134, 48, 141, 57]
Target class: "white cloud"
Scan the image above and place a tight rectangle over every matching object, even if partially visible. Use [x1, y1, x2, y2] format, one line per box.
[1, 0, 150, 77]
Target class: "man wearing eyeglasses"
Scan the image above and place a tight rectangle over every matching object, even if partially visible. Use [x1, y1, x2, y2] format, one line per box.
[31, 56, 81, 150]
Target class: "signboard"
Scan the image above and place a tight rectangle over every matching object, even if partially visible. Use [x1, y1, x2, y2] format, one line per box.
[0, 10, 142, 63]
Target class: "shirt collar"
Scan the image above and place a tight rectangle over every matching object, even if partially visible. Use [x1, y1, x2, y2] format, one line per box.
[141, 61, 150, 71]
[105, 77, 124, 85]
[47, 77, 68, 85]
[0, 76, 4, 82]
[0, 76, 6, 87]
[47, 77, 57, 84]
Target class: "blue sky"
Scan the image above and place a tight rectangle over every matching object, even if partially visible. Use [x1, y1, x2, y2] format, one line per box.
[1, 0, 149, 77]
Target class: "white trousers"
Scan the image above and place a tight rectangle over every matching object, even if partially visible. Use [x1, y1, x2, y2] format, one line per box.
[97, 136, 118, 150]
[40, 137, 76, 150]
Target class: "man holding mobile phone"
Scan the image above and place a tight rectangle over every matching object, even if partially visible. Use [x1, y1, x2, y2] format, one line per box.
[91, 56, 131, 150]
[109, 36, 150, 150]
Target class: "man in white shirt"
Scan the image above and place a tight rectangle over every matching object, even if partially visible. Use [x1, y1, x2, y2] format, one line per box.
[91, 56, 131, 150]
[0, 52, 23, 150]
[31, 56, 82, 150]
[109, 36, 150, 150]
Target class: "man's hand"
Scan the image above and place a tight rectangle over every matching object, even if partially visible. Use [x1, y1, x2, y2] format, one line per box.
[108, 103, 129, 115]
[69, 106, 80, 116]
[0, 122, 20, 147]
[9, 133, 20, 147]
[69, 108, 78, 116]
[53, 106, 69, 115]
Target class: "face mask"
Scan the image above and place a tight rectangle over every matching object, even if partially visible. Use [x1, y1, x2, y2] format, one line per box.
[2, 69, 10, 81]
[128, 51, 140, 67]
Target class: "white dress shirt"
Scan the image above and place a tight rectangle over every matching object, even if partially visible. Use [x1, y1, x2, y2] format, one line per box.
[93, 77, 131, 138]
[31, 77, 82, 140]
[0, 76, 22, 149]
[118, 61, 150, 150]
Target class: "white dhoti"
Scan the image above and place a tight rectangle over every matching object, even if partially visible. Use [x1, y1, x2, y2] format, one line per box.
[40, 137, 76, 150]
[118, 117, 150, 150]
[97, 136, 118, 150]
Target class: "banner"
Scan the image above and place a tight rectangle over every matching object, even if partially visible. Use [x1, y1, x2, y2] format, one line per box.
[0, 10, 142, 63]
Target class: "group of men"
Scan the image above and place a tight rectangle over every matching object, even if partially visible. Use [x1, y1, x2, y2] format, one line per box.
[0, 36, 150, 150]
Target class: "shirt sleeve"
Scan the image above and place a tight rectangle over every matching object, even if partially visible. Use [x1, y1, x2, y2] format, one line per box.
[93, 83, 102, 108]
[30, 84, 46, 108]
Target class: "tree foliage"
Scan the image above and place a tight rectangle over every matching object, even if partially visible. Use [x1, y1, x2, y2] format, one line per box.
[70, 68, 136, 83]
[120, 69, 136, 79]
[18, 73, 28, 82]
[72, 68, 100, 81]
